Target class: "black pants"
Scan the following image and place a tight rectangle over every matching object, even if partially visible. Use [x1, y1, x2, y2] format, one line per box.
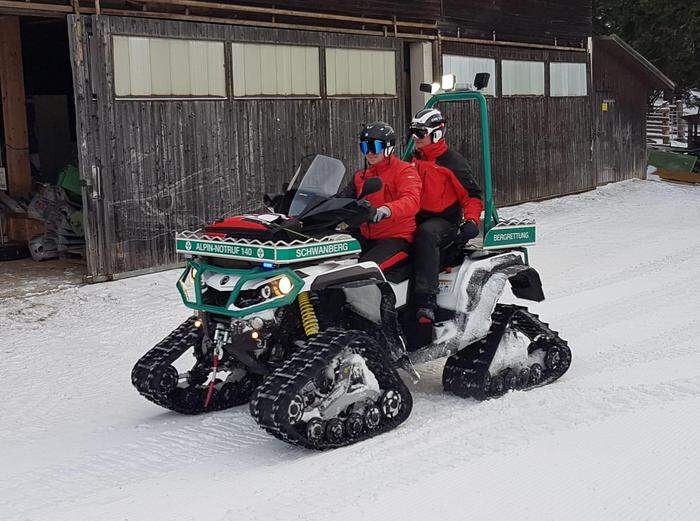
[413, 217, 458, 297]
[358, 237, 411, 272]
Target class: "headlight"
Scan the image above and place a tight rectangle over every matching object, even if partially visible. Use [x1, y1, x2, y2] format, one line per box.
[189, 266, 198, 283]
[259, 275, 294, 299]
[277, 275, 293, 295]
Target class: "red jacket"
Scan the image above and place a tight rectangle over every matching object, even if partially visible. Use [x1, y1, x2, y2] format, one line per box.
[350, 156, 422, 242]
[414, 140, 483, 224]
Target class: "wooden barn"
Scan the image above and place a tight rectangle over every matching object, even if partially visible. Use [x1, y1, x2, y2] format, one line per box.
[591, 35, 675, 184]
[0, 1, 674, 281]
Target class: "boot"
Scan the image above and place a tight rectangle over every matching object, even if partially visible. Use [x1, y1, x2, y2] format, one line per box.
[415, 294, 437, 325]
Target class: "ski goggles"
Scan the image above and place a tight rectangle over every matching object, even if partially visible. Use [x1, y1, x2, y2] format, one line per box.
[360, 139, 386, 155]
[409, 126, 432, 140]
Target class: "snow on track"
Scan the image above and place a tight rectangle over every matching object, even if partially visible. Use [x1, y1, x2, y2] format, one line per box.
[1, 178, 699, 521]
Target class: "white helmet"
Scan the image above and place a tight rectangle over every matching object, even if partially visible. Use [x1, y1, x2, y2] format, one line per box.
[410, 108, 447, 143]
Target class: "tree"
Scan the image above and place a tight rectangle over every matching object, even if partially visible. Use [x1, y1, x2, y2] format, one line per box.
[593, 0, 700, 93]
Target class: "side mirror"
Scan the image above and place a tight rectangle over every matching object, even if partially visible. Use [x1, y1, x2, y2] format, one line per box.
[359, 177, 383, 198]
[419, 82, 434, 93]
[474, 73, 490, 91]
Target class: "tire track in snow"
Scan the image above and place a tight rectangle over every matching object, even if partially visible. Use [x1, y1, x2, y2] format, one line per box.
[544, 242, 700, 301]
[4, 372, 699, 519]
[0, 411, 286, 518]
[545, 267, 700, 339]
[215, 376, 700, 521]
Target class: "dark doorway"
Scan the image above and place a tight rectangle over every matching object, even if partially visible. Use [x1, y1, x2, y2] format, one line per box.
[21, 17, 78, 185]
[0, 16, 84, 278]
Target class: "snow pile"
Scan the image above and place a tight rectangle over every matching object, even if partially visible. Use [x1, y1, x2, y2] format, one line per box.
[1, 179, 699, 521]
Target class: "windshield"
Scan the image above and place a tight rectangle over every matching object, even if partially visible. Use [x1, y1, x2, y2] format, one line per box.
[287, 155, 346, 217]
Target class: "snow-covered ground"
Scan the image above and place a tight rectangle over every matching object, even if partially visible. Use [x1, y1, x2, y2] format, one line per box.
[2, 177, 699, 521]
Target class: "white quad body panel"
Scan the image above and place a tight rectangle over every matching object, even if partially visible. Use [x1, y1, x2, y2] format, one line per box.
[200, 249, 527, 365]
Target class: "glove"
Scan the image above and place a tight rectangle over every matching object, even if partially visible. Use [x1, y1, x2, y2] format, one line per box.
[458, 220, 479, 241]
[371, 205, 392, 223]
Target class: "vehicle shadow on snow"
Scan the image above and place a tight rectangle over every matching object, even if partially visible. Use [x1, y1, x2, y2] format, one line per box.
[126, 359, 479, 464]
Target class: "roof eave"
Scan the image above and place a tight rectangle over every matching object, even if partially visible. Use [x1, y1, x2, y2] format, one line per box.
[598, 34, 675, 91]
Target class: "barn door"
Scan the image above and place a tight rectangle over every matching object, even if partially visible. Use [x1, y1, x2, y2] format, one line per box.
[593, 91, 620, 185]
[67, 15, 112, 281]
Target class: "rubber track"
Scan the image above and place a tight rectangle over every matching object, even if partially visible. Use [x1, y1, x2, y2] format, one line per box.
[442, 304, 572, 400]
[131, 317, 254, 414]
[249, 328, 413, 450]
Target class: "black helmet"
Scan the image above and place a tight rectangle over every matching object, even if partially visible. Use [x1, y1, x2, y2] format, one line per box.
[359, 121, 396, 156]
[410, 108, 446, 142]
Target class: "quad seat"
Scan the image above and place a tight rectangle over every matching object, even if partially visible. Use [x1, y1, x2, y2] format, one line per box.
[380, 241, 467, 284]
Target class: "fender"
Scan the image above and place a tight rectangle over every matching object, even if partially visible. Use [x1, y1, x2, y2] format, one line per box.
[458, 251, 529, 311]
[412, 251, 533, 364]
[508, 267, 545, 302]
[310, 263, 407, 364]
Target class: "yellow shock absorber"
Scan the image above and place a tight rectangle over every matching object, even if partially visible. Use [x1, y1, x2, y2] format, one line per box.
[298, 291, 319, 337]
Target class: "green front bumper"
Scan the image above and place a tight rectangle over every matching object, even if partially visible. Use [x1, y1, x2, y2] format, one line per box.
[176, 259, 304, 318]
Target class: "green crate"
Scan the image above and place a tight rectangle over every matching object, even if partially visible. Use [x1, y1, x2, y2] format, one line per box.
[648, 150, 697, 173]
[57, 165, 81, 196]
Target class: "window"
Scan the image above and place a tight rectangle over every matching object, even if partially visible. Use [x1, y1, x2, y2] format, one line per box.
[232, 43, 320, 97]
[442, 55, 496, 96]
[325, 48, 396, 96]
[113, 36, 226, 98]
[550, 62, 588, 97]
[501, 60, 544, 96]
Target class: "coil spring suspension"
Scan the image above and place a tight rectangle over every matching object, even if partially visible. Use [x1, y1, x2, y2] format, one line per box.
[298, 291, 319, 337]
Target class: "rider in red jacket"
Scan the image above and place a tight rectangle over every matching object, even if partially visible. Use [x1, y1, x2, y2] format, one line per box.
[410, 108, 484, 324]
[338, 122, 422, 272]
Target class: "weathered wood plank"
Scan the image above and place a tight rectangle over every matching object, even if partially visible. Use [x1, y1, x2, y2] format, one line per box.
[0, 16, 31, 197]
[442, 0, 591, 47]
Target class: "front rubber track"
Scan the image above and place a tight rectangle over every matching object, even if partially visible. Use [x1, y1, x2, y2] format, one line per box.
[131, 317, 257, 414]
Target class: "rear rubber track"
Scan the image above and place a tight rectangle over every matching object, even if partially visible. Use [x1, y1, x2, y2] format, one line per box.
[249, 328, 413, 450]
[443, 304, 572, 400]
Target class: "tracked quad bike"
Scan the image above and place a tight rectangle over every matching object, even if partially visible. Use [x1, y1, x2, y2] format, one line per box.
[132, 90, 571, 449]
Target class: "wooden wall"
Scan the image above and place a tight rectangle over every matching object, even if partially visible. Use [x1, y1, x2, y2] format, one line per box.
[440, 41, 593, 206]
[69, 15, 405, 278]
[236, 0, 591, 46]
[591, 41, 649, 185]
[442, 0, 592, 46]
[237, 0, 443, 23]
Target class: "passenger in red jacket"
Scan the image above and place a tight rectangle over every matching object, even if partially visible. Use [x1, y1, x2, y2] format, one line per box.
[337, 122, 422, 273]
[410, 108, 484, 324]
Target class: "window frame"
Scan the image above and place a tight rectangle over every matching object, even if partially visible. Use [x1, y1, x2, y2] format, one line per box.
[324, 46, 399, 99]
[231, 42, 322, 99]
[111, 34, 228, 101]
[442, 54, 498, 97]
[500, 59, 545, 97]
[549, 61, 588, 98]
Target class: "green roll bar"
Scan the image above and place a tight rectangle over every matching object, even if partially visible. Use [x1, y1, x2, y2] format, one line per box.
[401, 91, 499, 234]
